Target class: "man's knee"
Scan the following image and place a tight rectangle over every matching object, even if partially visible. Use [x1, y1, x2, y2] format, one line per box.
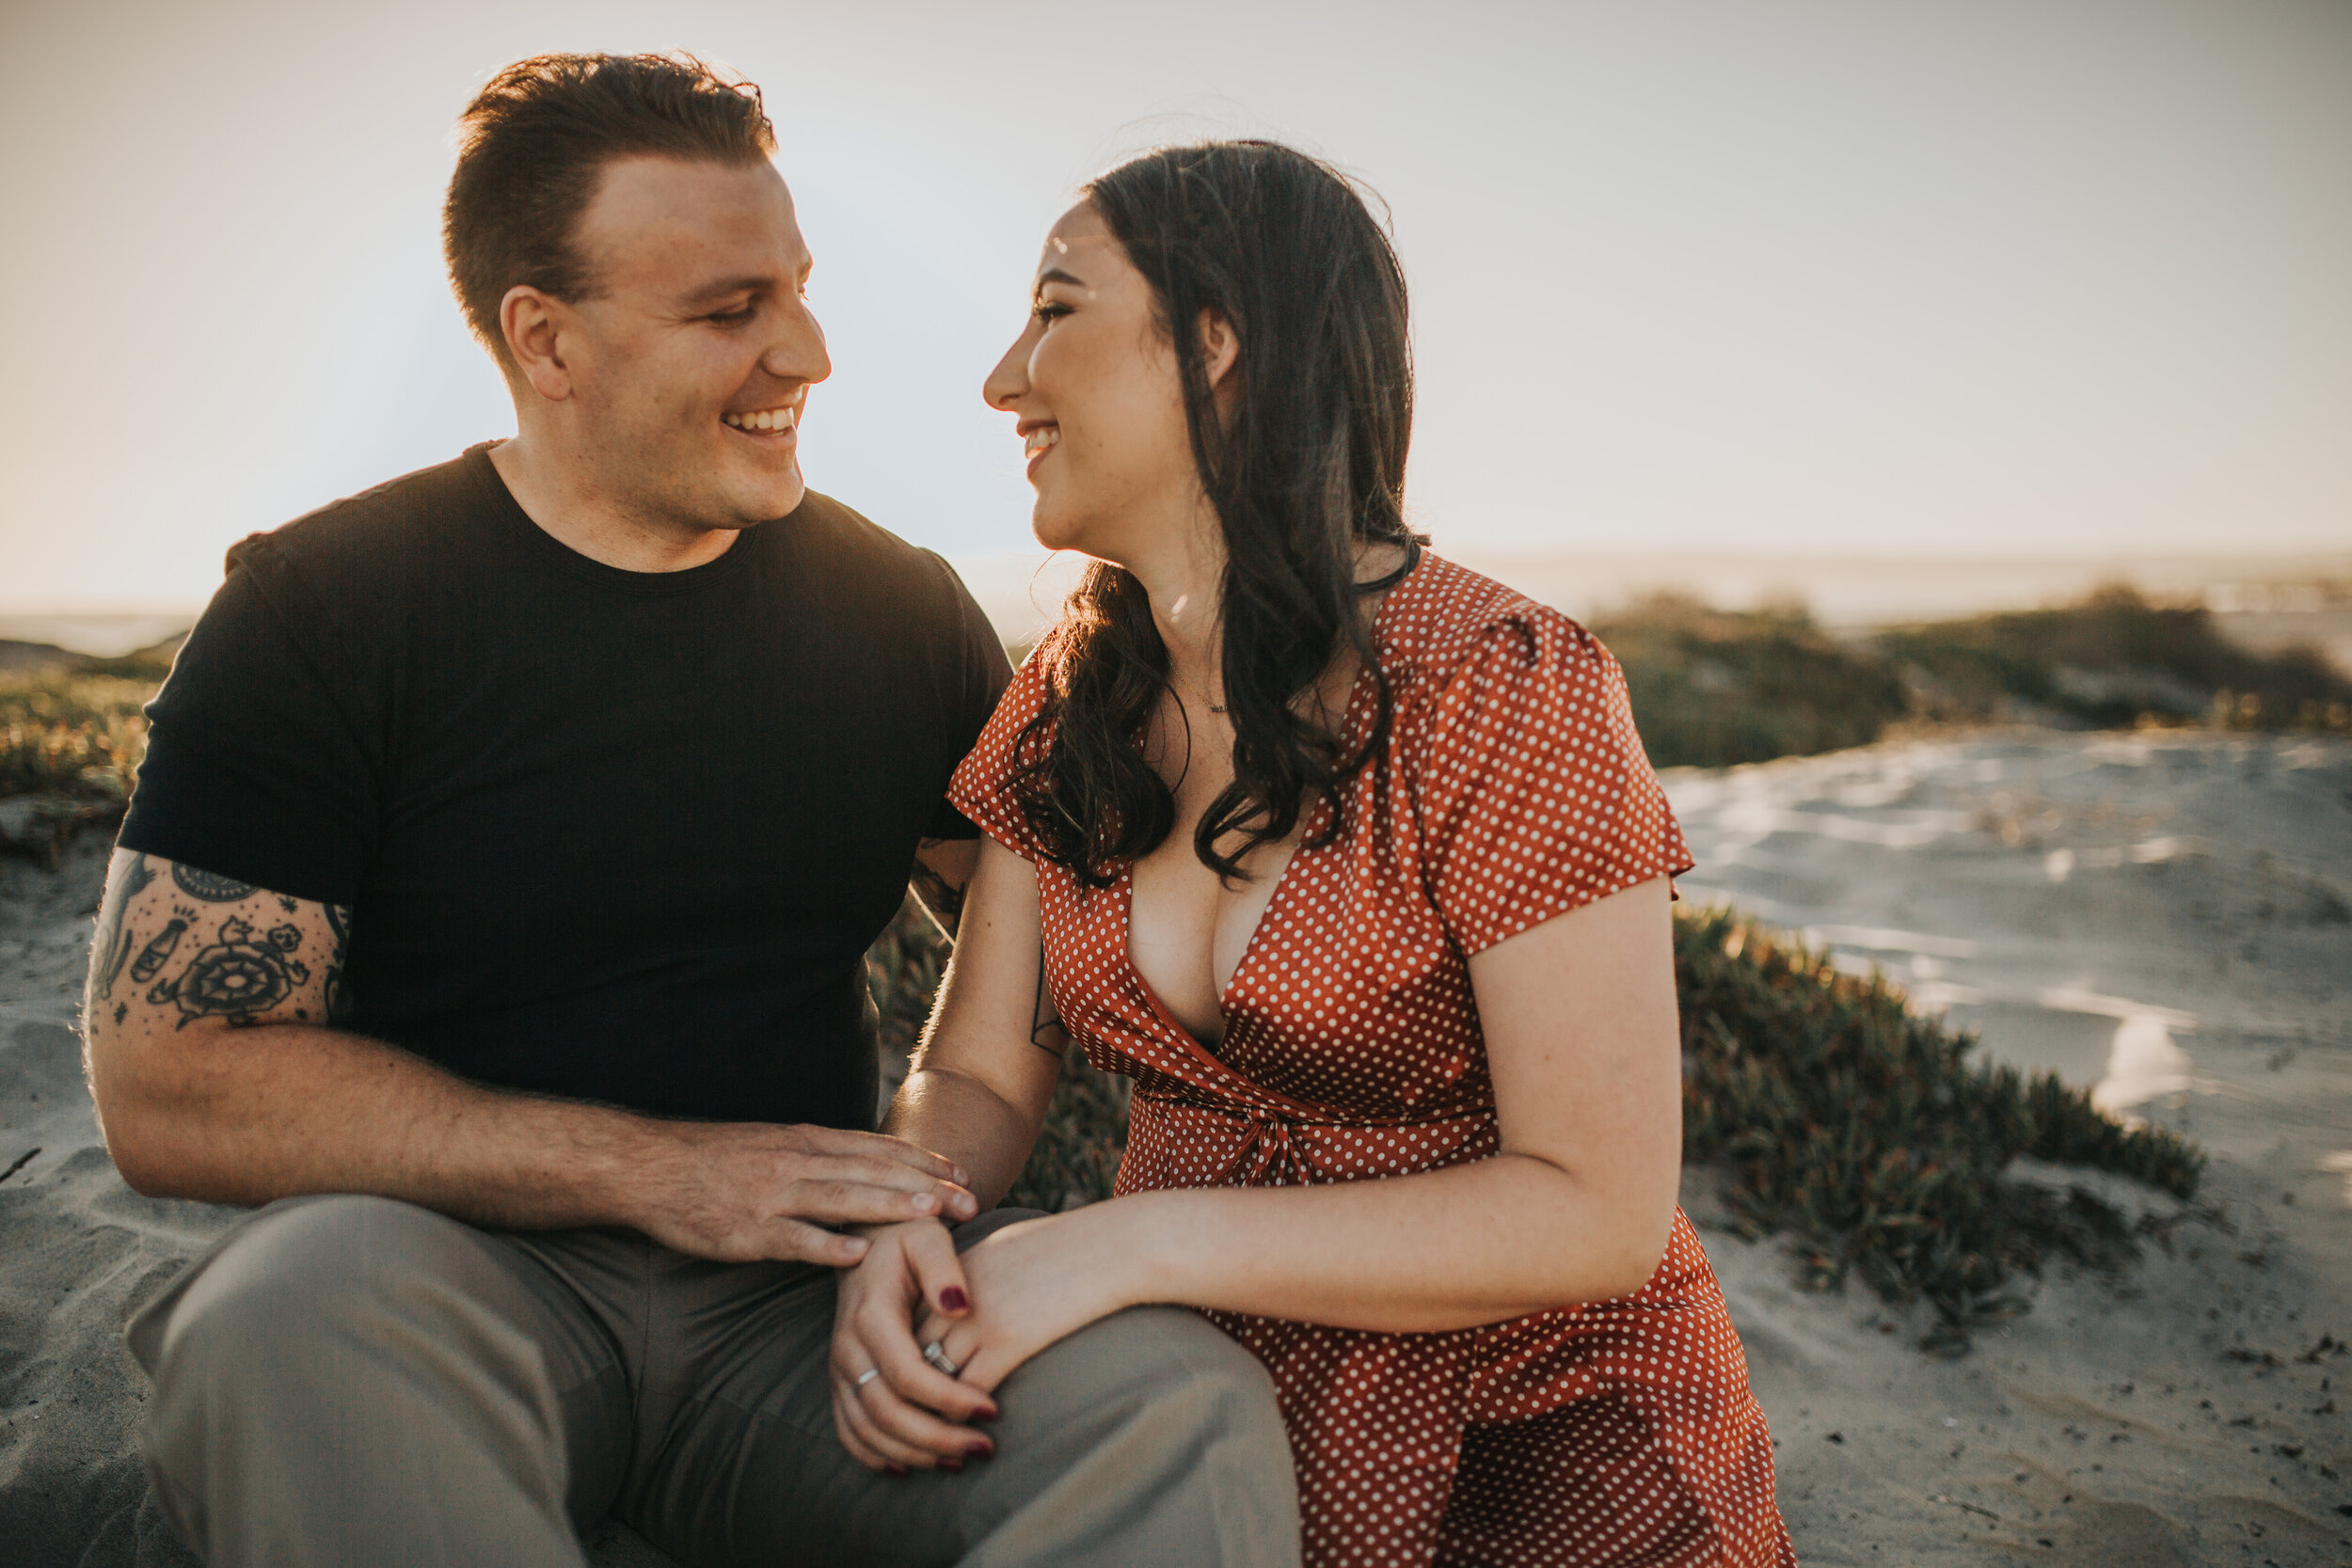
[132, 1195, 517, 1390]
[129, 1198, 619, 1561]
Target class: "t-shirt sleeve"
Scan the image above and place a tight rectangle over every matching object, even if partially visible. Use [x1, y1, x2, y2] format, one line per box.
[945, 649, 1056, 863]
[1410, 613, 1693, 956]
[117, 546, 380, 908]
[920, 552, 1016, 841]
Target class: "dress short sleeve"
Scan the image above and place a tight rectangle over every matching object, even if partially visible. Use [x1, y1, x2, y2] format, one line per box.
[1411, 612, 1692, 956]
[946, 648, 1055, 863]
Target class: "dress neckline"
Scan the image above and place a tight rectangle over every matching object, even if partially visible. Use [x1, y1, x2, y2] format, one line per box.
[1116, 548, 1432, 1059]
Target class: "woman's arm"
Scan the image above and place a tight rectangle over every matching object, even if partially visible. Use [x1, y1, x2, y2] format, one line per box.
[889, 836, 1070, 1201]
[915, 878, 1682, 1392]
[829, 837, 1069, 1470]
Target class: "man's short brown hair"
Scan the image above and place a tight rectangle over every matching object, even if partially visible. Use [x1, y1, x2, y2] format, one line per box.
[443, 53, 776, 365]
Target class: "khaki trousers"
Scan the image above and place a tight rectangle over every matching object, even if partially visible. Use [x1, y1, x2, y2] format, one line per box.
[126, 1195, 1299, 1568]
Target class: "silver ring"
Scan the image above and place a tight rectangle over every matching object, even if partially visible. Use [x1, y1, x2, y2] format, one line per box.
[854, 1368, 882, 1390]
[921, 1339, 962, 1378]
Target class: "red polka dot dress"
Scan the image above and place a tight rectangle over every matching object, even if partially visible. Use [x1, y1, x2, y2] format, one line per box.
[949, 554, 1795, 1568]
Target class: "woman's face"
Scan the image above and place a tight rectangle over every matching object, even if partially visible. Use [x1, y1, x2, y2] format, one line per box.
[983, 204, 1204, 562]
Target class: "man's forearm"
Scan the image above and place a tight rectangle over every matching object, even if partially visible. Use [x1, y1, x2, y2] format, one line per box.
[82, 850, 977, 1260]
[92, 1016, 667, 1229]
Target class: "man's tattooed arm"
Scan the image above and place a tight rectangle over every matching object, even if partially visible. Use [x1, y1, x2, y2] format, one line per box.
[322, 898, 353, 1022]
[908, 835, 979, 942]
[89, 854, 157, 1005]
[87, 853, 345, 1036]
[170, 862, 257, 902]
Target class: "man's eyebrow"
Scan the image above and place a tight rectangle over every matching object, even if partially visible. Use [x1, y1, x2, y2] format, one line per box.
[682, 276, 773, 305]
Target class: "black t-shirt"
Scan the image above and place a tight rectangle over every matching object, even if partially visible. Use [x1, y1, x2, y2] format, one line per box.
[120, 444, 1009, 1130]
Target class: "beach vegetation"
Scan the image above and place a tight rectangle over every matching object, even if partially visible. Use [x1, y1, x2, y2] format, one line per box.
[1674, 907, 2202, 1354]
[1589, 594, 1910, 768]
[1595, 583, 2352, 768]
[1876, 585, 2352, 734]
[0, 671, 152, 801]
[0, 664, 159, 867]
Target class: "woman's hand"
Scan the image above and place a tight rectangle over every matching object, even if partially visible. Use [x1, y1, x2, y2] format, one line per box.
[910, 1206, 1141, 1398]
[829, 1219, 999, 1472]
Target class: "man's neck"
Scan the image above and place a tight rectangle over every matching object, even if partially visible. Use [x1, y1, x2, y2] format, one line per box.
[487, 434, 739, 575]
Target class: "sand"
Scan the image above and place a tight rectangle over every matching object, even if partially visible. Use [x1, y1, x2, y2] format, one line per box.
[3, 727, 2347, 1564]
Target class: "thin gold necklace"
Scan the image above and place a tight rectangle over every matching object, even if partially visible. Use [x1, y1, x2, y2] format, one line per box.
[1172, 671, 1227, 715]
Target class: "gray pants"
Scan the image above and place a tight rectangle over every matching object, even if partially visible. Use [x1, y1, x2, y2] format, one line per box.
[126, 1196, 1298, 1568]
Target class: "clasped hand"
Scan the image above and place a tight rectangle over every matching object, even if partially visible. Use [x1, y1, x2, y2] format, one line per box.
[828, 1211, 1132, 1471]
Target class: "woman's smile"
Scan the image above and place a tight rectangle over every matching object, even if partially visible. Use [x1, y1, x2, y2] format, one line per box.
[1020, 421, 1059, 481]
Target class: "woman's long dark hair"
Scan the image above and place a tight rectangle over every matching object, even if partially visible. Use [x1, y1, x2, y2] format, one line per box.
[1009, 140, 1422, 889]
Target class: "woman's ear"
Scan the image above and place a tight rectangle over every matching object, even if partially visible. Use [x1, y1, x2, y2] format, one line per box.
[1197, 307, 1241, 391]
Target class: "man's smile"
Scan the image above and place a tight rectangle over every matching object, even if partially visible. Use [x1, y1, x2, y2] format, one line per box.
[722, 404, 800, 436]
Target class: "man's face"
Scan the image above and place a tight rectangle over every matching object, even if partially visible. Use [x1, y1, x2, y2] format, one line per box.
[556, 156, 831, 531]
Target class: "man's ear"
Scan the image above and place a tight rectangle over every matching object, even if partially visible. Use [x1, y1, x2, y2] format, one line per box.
[500, 285, 574, 403]
[1197, 307, 1241, 391]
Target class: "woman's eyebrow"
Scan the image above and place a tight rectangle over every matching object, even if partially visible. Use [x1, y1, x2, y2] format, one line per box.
[1034, 267, 1086, 291]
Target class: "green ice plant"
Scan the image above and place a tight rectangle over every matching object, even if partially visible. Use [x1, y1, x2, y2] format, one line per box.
[1674, 908, 2201, 1354]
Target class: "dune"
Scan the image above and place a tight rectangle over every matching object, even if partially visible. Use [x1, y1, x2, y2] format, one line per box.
[4, 726, 2348, 1564]
[1667, 729, 2352, 1565]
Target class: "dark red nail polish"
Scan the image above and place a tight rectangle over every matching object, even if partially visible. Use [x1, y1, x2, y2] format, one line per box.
[968, 1439, 995, 1461]
[974, 1404, 999, 1423]
[940, 1286, 970, 1313]
[887, 1464, 906, 1476]
[939, 1457, 963, 1473]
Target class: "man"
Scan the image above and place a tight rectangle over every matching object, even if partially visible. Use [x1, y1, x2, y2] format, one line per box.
[84, 53, 1295, 1567]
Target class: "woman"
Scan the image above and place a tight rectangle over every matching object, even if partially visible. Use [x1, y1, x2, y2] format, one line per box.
[832, 141, 1794, 1568]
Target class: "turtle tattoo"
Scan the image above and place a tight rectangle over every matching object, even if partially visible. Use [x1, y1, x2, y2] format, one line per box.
[147, 915, 310, 1029]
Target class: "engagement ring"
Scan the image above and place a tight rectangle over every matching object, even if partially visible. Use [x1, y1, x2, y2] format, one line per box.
[854, 1368, 882, 1390]
[921, 1339, 961, 1378]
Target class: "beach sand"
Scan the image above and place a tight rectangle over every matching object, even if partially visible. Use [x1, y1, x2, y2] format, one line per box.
[3, 728, 2347, 1564]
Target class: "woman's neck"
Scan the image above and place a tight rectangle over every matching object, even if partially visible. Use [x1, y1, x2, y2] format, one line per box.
[1118, 503, 1228, 702]
[1120, 526, 1417, 712]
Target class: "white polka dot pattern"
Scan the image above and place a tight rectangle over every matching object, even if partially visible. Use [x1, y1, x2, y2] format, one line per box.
[949, 554, 1795, 1568]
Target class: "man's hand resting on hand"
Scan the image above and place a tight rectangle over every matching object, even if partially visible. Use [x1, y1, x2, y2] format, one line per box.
[629, 1125, 980, 1267]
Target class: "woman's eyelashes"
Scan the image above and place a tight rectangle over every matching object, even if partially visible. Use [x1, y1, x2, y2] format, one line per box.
[1031, 298, 1073, 324]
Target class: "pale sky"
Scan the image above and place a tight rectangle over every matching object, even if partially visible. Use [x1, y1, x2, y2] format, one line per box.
[3, 0, 2347, 611]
